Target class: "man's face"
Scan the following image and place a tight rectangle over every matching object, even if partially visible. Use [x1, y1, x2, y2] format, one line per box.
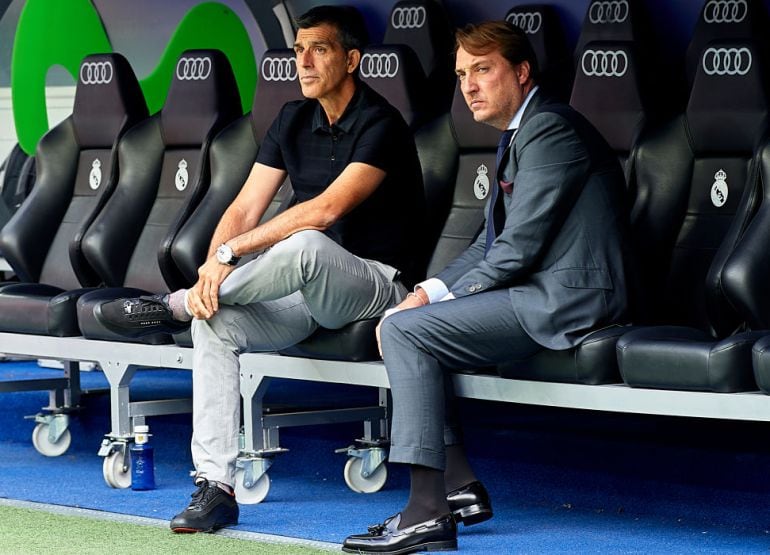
[455, 46, 530, 130]
[294, 23, 354, 100]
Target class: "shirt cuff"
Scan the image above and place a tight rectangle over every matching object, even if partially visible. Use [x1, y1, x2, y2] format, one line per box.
[416, 278, 450, 304]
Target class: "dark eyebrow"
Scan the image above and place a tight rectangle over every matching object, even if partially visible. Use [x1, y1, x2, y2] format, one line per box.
[294, 39, 333, 49]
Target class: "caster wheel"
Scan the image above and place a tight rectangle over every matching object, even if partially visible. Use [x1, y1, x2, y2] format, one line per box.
[103, 450, 131, 489]
[344, 457, 387, 493]
[234, 469, 270, 504]
[31, 422, 71, 457]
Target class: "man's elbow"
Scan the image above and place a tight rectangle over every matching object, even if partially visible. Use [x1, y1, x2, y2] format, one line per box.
[312, 201, 345, 229]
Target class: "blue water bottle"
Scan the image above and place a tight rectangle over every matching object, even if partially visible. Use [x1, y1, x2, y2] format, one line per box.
[130, 424, 156, 490]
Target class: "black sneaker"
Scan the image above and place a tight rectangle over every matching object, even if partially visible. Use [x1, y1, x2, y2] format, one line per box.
[170, 479, 239, 533]
[94, 294, 190, 338]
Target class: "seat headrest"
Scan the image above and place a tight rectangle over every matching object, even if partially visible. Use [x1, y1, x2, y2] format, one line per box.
[685, 0, 768, 87]
[383, 0, 454, 87]
[449, 84, 500, 150]
[72, 53, 148, 149]
[576, 0, 646, 46]
[359, 44, 427, 128]
[251, 48, 303, 142]
[687, 40, 769, 154]
[570, 41, 647, 151]
[505, 5, 566, 74]
[161, 49, 242, 147]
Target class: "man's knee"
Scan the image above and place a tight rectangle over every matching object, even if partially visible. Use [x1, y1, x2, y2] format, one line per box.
[380, 311, 424, 351]
[278, 229, 329, 256]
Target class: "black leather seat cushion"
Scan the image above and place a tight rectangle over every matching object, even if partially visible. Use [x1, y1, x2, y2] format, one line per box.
[751, 334, 770, 393]
[0, 283, 95, 336]
[279, 319, 380, 362]
[618, 326, 765, 392]
[498, 326, 632, 385]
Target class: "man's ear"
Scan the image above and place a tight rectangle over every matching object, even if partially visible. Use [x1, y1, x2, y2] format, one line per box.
[347, 49, 362, 74]
[516, 61, 531, 85]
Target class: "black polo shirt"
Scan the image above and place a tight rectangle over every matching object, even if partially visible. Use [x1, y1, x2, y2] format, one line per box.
[256, 81, 426, 287]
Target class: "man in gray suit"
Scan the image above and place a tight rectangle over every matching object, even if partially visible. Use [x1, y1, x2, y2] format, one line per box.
[343, 21, 633, 554]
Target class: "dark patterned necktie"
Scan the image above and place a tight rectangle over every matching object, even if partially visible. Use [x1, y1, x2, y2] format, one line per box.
[485, 128, 515, 254]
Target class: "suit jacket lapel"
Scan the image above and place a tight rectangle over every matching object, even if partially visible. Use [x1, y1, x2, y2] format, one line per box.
[497, 89, 549, 186]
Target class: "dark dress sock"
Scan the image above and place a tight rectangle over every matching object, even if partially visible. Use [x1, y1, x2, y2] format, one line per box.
[399, 464, 451, 529]
[443, 444, 478, 493]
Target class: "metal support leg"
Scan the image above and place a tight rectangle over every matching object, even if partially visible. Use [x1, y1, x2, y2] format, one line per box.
[100, 361, 139, 439]
[63, 359, 81, 408]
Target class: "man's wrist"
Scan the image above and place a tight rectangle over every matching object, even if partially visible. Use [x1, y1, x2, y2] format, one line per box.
[215, 243, 241, 266]
[410, 288, 429, 305]
[415, 278, 449, 304]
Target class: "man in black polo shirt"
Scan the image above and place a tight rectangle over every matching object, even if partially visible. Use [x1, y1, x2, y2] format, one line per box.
[96, 5, 425, 533]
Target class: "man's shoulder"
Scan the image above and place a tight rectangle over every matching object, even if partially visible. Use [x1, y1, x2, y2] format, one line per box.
[522, 100, 600, 140]
[277, 97, 315, 121]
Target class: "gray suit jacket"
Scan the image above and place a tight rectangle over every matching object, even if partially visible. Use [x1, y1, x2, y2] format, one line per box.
[436, 92, 633, 350]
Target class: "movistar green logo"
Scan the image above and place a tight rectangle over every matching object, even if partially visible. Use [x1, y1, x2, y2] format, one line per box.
[11, 0, 257, 154]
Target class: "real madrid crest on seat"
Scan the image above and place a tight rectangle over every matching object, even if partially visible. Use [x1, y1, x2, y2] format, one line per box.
[473, 164, 489, 201]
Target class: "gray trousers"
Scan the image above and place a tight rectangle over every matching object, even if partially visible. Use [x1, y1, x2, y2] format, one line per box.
[190, 230, 407, 486]
[380, 289, 542, 471]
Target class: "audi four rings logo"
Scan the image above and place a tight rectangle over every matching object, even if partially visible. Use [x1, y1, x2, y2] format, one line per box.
[581, 49, 629, 77]
[391, 6, 426, 29]
[589, 0, 629, 24]
[702, 47, 752, 75]
[261, 57, 297, 81]
[506, 12, 543, 34]
[704, 0, 747, 23]
[80, 61, 113, 85]
[176, 57, 212, 81]
[360, 53, 400, 78]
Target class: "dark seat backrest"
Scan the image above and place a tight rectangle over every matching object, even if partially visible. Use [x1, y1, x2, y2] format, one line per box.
[359, 44, 428, 129]
[174, 48, 305, 278]
[416, 84, 499, 277]
[570, 41, 648, 185]
[685, 0, 769, 91]
[0, 53, 147, 288]
[251, 48, 303, 144]
[721, 138, 770, 330]
[250, 48, 304, 226]
[632, 39, 769, 334]
[383, 0, 455, 115]
[574, 0, 674, 116]
[81, 49, 241, 292]
[505, 4, 572, 101]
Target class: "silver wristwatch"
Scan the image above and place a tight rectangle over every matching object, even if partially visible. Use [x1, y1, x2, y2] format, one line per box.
[215, 243, 240, 266]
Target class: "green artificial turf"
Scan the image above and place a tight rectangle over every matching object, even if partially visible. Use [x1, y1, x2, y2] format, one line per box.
[0, 505, 335, 554]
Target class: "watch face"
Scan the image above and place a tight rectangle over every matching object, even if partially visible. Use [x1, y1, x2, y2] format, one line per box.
[217, 245, 231, 263]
